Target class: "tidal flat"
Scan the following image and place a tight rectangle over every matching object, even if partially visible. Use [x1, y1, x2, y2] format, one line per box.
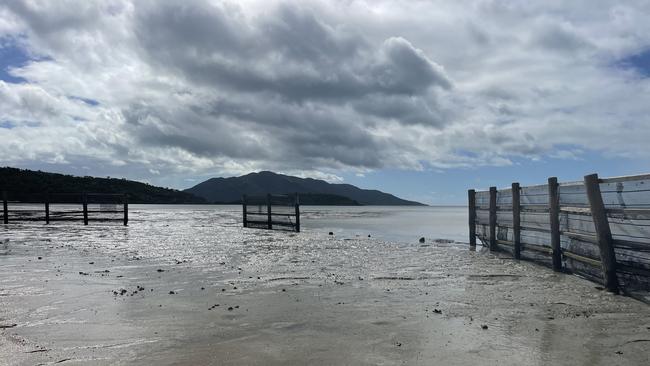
[1, 206, 649, 365]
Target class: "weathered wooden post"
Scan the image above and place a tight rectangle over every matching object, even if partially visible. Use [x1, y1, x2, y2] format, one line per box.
[82, 193, 89, 225]
[512, 182, 521, 259]
[489, 187, 497, 251]
[584, 173, 619, 293]
[242, 194, 248, 228]
[548, 177, 562, 271]
[123, 194, 128, 226]
[468, 189, 476, 247]
[294, 193, 300, 233]
[266, 193, 272, 230]
[2, 191, 8, 224]
[45, 193, 50, 224]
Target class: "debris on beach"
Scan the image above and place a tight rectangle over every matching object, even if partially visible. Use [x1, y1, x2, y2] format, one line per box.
[481, 325, 488, 330]
[25, 348, 49, 353]
[169, 291, 175, 294]
[328, 232, 333, 235]
[156, 269, 165, 272]
[113, 288, 128, 296]
[419, 237, 425, 243]
[434, 239, 454, 244]
[0, 324, 17, 329]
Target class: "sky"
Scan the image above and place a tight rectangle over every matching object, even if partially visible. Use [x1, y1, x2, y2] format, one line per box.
[1, 0, 650, 204]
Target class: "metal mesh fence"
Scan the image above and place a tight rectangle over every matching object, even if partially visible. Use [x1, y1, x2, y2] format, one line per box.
[243, 194, 299, 232]
[2, 192, 127, 224]
[472, 174, 650, 300]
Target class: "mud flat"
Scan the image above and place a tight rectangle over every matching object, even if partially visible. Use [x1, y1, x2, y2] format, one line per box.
[1, 209, 649, 365]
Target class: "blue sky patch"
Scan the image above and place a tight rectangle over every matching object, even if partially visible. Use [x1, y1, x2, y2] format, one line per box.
[0, 37, 30, 83]
[69, 96, 100, 106]
[616, 48, 650, 77]
[0, 120, 16, 129]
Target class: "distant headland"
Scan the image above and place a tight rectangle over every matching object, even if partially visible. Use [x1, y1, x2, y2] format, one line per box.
[184, 171, 425, 206]
[0, 167, 425, 206]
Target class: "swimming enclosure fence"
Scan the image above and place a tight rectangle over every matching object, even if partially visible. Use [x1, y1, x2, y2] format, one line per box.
[242, 193, 300, 232]
[469, 173, 650, 300]
[2, 191, 128, 225]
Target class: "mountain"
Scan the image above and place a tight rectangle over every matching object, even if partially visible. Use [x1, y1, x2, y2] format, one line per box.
[0, 167, 204, 204]
[185, 171, 425, 205]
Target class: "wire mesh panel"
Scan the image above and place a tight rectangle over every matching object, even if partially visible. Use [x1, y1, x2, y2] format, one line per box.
[496, 188, 513, 208]
[559, 182, 589, 207]
[475, 190, 490, 209]
[519, 184, 549, 207]
[474, 190, 490, 244]
[599, 176, 650, 292]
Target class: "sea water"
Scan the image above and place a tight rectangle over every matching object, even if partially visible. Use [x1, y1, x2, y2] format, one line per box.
[130, 204, 468, 244]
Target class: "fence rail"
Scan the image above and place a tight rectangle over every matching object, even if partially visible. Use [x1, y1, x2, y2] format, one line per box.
[2, 191, 128, 226]
[469, 173, 650, 300]
[242, 193, 300, 232]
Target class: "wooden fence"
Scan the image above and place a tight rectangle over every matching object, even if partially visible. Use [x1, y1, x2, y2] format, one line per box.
[243, 193, 300, 232]
[469, 173, 650, 300]
[2, 191, 128, 226]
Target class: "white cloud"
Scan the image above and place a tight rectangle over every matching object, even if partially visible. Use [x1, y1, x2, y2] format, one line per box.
[0, 0, 649, 187]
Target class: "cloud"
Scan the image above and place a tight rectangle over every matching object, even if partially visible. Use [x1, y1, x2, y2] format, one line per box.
[0, 0, 650, 187]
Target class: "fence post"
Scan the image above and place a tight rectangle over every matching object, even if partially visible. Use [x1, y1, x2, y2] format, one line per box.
[489, 187, 497, 251]
[584, 173, 619, 293]
[83, 193, 88, 225]
[267, 193, 272, 230]
[548, 177, 562, 271]
[123, 194, 128, 226]
[295, 193, 300, 232]
[45, 193, 50, 224]
[242, 194, 248, 228]
[468, 189, 476, 247]
[2, 191, 7, 224]
[512, 182, 521, 259]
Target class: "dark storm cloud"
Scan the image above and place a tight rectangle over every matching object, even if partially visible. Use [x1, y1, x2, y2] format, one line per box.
[133, 1, 451, 101]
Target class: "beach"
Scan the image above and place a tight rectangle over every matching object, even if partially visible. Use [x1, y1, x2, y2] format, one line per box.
[1, 206, 649, 365]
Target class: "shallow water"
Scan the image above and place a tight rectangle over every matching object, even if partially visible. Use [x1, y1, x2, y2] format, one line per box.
[1, 205, 649, 365]
[129, 204, 469, 243]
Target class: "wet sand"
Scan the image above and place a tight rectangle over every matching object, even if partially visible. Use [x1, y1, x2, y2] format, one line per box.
[1, 212, 650, 365]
